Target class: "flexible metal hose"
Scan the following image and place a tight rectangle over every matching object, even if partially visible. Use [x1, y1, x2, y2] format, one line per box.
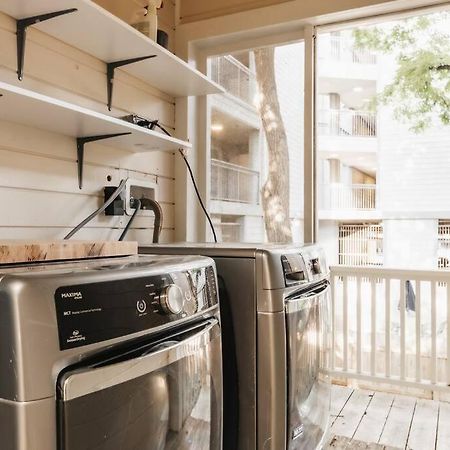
[140, 197, 163, 243]
[64, 179, 128, 240]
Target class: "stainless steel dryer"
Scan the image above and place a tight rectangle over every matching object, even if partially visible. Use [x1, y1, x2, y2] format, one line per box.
[0, 254, 222, 450]
[140, 243, 331, 450]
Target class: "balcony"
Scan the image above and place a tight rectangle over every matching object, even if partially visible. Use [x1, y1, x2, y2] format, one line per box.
[328, 384, 447, 449]
[439, 221, 450, 268]
[317, 35, 378, 81]
[319, 184, 379, 220]
[318, 109, 377, 138]
[210, 55, 256, 106]
[211, 159, 260, 205]
[321, 184, 376, 210]
[329, 264, 450, 388]
[317, 109, 378, 156]
[216, 221, 241, 242]
[320, 35, 377, 65]
[326, 265, 450, 448]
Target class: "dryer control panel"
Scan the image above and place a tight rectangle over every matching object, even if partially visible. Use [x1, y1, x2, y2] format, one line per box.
[55, 265, 218, 350]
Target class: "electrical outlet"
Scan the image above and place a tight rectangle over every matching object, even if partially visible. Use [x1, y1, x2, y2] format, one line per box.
[125, 179, 158, 216]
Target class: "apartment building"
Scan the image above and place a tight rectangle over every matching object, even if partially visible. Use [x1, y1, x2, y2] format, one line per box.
[209, 22, 450, 271]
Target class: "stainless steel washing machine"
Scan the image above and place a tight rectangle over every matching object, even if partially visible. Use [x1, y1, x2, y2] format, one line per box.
[0, 254, 222, 450]
[140, 243, 331, 450]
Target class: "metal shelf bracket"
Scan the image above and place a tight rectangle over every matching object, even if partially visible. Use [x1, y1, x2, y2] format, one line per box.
[76, 133, 131, 189]
[16, 8, 78, 81]
[106, 55, 156, 111]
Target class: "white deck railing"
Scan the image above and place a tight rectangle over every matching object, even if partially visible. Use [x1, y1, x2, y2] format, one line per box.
[320, 183, 376, 210]
[209, 55, 256, 105]
[318, 109, 377, 137]
[211, 159, 260, 205]
[329, 265, 450, 391]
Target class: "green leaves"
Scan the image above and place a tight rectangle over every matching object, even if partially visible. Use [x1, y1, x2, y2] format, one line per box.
[352, 12, 450, 133]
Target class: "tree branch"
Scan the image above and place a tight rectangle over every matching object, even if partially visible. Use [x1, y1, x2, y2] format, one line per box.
[429, 64, 450, 71]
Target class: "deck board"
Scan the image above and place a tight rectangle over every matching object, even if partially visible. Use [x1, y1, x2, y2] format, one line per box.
[436, 401, 450, 450]
[330, 385, 354, 425]
[406, 398, 439, 450]
[331, 389, 374, 438]
[378, 394, 416, 449]
[353, 391, 394, 444]
[327, 386, 446, 450]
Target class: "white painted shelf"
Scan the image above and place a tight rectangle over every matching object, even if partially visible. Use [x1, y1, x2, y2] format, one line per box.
[0, 0, 223, 97]
[0, 81, 191, 152]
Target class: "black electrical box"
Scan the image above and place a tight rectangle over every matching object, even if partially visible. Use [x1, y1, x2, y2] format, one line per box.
[104, 186, 125, 216]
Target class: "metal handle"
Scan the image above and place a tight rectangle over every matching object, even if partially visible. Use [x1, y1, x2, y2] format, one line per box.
[285, 281, 330, 314]
[61, 319, 220, 401]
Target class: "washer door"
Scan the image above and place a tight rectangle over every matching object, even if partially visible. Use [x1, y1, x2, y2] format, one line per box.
[285, 281, 331, 450]
[57, 320, 222, 450]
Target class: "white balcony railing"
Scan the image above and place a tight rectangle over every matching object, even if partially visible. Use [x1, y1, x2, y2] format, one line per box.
[438, 221, 450, 268]
[330, 265, 450, 391]
[218, 222, 241, 242]
[318, 110, 377, 137]
[320, 184, 376, 210]
[209, 55, 256, 105]
[319, 35, 377, 65]
[211, 159, 260, 205]
[338, 223, 383, 266]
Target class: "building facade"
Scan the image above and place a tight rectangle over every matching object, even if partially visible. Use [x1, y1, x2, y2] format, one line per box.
[208, 22, 450, 271]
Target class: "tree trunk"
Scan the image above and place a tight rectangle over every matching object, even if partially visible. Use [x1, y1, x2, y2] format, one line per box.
[254, 47, 292, 243]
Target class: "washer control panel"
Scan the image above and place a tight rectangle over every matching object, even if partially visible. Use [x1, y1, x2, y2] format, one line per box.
[55, 265, 218, 350]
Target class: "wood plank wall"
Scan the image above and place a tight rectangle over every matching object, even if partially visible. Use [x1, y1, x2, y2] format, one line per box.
[0, 6, 177, 244]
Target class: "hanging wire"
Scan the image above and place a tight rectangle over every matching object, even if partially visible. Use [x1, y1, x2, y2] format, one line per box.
[119, 199, 141, 241]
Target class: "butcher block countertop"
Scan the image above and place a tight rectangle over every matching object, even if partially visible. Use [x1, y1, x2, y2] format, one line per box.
[0, 240, 137, 265]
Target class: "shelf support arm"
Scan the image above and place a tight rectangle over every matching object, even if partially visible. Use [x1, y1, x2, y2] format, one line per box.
[106, 55, 156, 111]
[16, 8, 78, 81]
[76, 133, 131, 189]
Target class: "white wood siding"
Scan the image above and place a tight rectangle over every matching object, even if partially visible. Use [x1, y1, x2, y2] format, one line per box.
[0, 9, 177, 243]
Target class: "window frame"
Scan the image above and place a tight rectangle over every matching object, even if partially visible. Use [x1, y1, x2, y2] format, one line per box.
[174, 1, 449, 243]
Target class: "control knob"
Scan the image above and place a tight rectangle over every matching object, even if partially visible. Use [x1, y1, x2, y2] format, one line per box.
[159, 284, 184, 315]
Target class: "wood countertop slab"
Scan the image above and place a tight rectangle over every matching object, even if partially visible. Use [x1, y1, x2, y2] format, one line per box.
[0, 240, 137, 265]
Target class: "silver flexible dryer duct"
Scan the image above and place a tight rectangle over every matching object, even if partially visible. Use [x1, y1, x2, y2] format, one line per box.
[140, 197, 163, 243]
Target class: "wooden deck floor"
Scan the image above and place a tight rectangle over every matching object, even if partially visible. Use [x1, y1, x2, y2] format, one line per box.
[326, 385, 450, 450]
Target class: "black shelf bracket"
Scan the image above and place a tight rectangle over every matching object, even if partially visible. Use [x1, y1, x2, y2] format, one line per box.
[106, 55, 156, 111]
[76, 133, 131, 189]
[16, 8, 78, 81]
